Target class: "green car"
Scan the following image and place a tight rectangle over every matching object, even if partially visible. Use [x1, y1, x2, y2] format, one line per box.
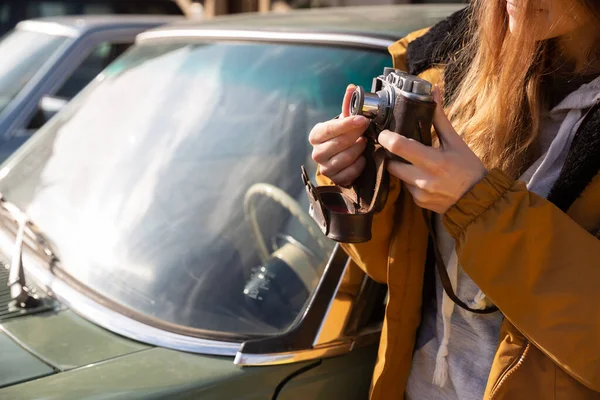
[0, 4, 461, 399]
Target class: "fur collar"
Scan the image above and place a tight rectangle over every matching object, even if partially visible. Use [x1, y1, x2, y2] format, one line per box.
[405, 6, 470, 77]
[406, 6, 470, 106]
[548, 103, 600, 211]
[404, 8, 600, 211]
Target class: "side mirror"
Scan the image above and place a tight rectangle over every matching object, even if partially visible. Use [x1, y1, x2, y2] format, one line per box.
[39, 95, 68, 121]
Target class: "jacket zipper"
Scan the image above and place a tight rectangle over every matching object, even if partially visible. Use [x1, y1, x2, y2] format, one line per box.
[489, 342, 531, 400]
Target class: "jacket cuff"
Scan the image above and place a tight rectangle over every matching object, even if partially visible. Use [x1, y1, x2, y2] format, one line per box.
[443, 168, 514, 239]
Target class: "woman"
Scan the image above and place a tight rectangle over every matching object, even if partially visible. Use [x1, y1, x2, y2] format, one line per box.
[309, 0, 600, 399]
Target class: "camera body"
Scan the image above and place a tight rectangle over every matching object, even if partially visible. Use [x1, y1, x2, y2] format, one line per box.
[350, 67, 436, 160]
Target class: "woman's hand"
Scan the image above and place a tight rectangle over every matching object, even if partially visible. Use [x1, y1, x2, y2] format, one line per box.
[379, 88, 487, 214]
[309, 85, 370, 186]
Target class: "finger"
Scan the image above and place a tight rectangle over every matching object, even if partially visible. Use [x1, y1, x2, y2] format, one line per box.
[341, 84, 356, 118]
[329, 155, 366, 187]
[312, 128, 368, 164]
[404, 184, 434, 211]
[404, 183, 448, 214]
[319, 137, 367, 177]
[386, 160, 432, 190]
[404, 183, 427, 206]
[378, 130, 442, 169]
[309, 115, 368, 145]
[432, 86, 463, 148]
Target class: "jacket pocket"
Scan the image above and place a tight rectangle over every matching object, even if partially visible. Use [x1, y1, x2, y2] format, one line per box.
[488, 342, 531, 399]
[485, 320, 531, 399]
[485, 321, 555, 400]
[486, 323, 600, 399]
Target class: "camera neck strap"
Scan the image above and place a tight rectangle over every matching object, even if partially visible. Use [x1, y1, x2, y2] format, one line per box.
[422, 208, 499, 314]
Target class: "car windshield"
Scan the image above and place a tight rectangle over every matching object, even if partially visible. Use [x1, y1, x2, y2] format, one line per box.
[0, 39, 389, 337]
[0, 28, 68, 113]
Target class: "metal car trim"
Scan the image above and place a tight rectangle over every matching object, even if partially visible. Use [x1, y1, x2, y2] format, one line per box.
[311, 258, 352, 346]
[57, 281, 240, 356]
[0, 227, 241, 356]
[33, 265, 241, 356]
[136, 29, 394, 49]
[18, 21, 80, 38]
[235, 326, 381, 367]
[234, 340, 351, 366]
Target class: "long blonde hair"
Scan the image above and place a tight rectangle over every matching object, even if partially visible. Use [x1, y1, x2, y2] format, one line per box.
[447, 0, 600, 178]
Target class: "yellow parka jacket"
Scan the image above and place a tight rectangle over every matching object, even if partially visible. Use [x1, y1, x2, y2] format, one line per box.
[316, 16, 600, 400]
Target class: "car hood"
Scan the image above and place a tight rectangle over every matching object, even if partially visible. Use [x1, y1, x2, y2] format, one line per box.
[0, 308, 150, 388]
[0, 329, 55, 388]
[0, 309, 312, 399]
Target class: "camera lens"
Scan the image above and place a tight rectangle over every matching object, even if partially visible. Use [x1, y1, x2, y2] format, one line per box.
[350, 86, 364, 116]
[350, 86, 386, 121]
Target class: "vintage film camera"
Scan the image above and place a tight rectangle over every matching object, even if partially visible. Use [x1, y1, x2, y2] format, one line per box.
[350, 67, 435, 158]
[302, 68, 436, 243]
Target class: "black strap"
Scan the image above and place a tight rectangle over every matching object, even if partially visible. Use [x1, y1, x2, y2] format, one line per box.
[422, 209, 499, 314]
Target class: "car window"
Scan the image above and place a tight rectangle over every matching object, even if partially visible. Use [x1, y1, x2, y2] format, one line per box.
[0, 41, 391, 339]
[55, 41, 132, 100]
[0, 29, 67, 114]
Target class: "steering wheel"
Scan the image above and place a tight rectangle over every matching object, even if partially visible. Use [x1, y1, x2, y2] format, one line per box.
[243, 183, 328, 264]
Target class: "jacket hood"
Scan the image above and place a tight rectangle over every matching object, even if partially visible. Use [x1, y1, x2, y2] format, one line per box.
[525, 75, 600, 198]
[552, 75, 600, 114]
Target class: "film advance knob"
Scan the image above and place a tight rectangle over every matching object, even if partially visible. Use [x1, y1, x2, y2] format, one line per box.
[412, 80, 432, 95]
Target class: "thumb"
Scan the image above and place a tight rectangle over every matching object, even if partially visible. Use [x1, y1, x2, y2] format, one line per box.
[432, 86, 462, 149]
[341, 84, 356, 118]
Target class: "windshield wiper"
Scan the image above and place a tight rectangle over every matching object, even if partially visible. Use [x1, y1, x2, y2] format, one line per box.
[0, 194, 57, 309]
[8, 217, 40, 308]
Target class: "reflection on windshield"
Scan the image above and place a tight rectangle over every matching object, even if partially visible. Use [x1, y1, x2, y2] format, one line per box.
[0, 41, 389, 337]
[0, 29, 67, 113]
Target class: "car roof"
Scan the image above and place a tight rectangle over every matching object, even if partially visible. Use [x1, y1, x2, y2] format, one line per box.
[16, 15, 183, 38]
[141, 4, 464, 42]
